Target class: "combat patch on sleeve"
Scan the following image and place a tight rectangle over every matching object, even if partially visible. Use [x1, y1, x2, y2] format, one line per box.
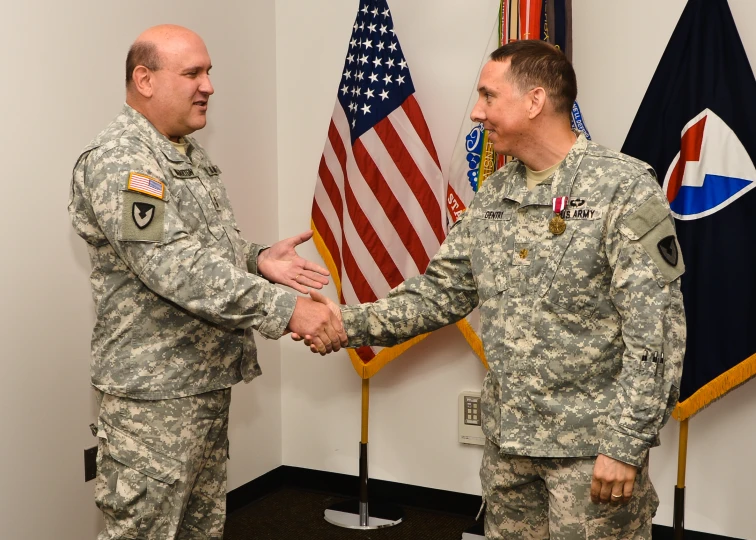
[127, 171, 165, 200]
[121, 191, 165, 243]
[657, 235, 678, 266]
[620, 196, 685, 283]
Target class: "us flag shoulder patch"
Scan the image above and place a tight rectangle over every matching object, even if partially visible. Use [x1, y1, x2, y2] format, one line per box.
[127, 172, 165, 200]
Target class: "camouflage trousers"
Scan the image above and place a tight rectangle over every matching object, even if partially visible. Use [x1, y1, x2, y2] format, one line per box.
[480, 439, 658, 540]
[94, 388, 231, 539]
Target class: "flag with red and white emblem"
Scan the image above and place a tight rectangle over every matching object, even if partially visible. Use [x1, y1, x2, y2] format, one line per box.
[622, 0, 756, 420]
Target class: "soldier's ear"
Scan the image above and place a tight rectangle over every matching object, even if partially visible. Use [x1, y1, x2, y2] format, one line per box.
[132, 65, 154, 98]
[527, 87, 546, 119]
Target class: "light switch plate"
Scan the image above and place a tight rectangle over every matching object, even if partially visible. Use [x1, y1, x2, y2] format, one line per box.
[459, 391, 485, 446]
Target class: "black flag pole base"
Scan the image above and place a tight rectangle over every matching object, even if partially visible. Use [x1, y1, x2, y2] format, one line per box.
[324, 499, 404, 530]
[324, 442, 403, 530]
[461, 521, 485, 539]
[673, 486, 685, 540]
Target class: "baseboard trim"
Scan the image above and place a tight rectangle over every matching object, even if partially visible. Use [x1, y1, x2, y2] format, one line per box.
[226, 466, 285, 514]
[227, 466, 742, 540]
[650, 525, 743, 540]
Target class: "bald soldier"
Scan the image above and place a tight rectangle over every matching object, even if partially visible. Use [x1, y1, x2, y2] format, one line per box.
[69, 25, 346, 538]
[300, 40, 686, 539]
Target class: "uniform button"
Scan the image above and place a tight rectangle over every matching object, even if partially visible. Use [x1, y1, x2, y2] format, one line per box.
[519, 248, 528, 259]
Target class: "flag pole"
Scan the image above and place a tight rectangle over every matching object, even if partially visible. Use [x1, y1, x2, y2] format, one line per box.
[673, 418, 689, 539]
[359, 378, 370, 524]
[323, 376, 403, 530]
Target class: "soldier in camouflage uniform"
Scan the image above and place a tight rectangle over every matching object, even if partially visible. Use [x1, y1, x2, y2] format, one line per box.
[69, 25, 346, 539]
[301, 40, 685, 539]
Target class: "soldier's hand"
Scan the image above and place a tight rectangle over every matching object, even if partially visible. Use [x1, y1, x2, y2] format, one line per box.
[290, 291, 347, 353]
[590, 454, 637, 505]
[287, 297, 347, 354]
[257, 230, 330, 293]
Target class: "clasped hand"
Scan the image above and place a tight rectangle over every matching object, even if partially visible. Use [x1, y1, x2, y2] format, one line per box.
[289, 290, 345, 355]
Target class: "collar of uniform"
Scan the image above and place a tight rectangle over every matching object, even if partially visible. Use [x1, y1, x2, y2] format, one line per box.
[120, 104, 193, 165]
[499, 161, 552, 208]
[550, 132, 588, 201]
[520, 180, 553, 208]
[496, 161, 526, 205]
[183, 136, 200, 163]
[500, 132, 588, 209]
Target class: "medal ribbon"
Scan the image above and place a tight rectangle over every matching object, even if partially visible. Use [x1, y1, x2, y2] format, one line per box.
[552, 196, 568, 214]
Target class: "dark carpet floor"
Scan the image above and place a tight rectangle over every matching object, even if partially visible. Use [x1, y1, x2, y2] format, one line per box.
[224, 488, 479, 539]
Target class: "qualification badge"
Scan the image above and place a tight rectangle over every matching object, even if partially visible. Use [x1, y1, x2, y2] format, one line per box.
[549, 196, 568, 235]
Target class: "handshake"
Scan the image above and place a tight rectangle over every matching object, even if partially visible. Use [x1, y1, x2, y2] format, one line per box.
[286, 290, 346, 355]
[258, 229, 347, 354]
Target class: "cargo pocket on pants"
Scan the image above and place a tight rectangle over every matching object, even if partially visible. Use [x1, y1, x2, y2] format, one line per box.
[96, 422, 183, 538]
[585, 516, 652, 540]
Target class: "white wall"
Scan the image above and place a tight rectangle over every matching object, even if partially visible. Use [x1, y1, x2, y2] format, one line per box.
[277, 1, 756, 539]
[3, 1, 756, 539]
[0, 2, 280, 539]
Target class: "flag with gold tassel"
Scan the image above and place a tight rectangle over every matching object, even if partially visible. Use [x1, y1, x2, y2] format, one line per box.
[621, 0, 756, 420]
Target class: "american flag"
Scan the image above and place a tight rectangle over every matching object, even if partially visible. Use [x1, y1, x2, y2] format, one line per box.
[128, 172, 164, 199]
[311, 0, 446, 377]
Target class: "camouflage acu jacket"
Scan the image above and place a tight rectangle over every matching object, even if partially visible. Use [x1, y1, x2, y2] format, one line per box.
[342, 135, 686, 466]
[69, 105, 296, 399]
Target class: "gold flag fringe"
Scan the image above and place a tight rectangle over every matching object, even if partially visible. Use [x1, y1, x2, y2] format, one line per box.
[455, 319, 488, 370]
[347, 334, 432, 379]
[310, 221, 344, 294]
[672, 352, 756, 421]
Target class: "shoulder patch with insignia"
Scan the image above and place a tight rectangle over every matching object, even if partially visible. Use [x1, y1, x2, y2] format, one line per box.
[121, 191, 165, 243]
[619, 197, 685, 283]
[133, 202, 155, 229]
[127, 172, 165, 200]
[657, 235, 679, 266]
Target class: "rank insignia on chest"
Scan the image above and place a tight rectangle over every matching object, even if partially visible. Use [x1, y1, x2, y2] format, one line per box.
[204, 165, 221, 176]
[127, 172, 165, 200]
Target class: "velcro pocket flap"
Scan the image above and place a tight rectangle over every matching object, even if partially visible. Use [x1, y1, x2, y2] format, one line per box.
[102, 422, 181, 485]
[619, 196, 669, 241]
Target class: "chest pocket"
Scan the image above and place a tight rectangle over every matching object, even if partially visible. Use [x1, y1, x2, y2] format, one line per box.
[172, 167, 225, 241]
[205, 174, 237, 229]
[468, 210, 514, 304]
[537, 226, 606, 316]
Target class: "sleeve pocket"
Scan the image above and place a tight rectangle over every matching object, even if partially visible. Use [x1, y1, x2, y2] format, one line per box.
[618, 358, 664, 433]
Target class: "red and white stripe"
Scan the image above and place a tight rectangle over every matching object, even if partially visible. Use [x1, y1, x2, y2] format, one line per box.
[552, 196, 568, 214]
[312, 95, 446, 361]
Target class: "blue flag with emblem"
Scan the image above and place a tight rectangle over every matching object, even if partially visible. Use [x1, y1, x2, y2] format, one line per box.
[621, 0, 756, 420]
